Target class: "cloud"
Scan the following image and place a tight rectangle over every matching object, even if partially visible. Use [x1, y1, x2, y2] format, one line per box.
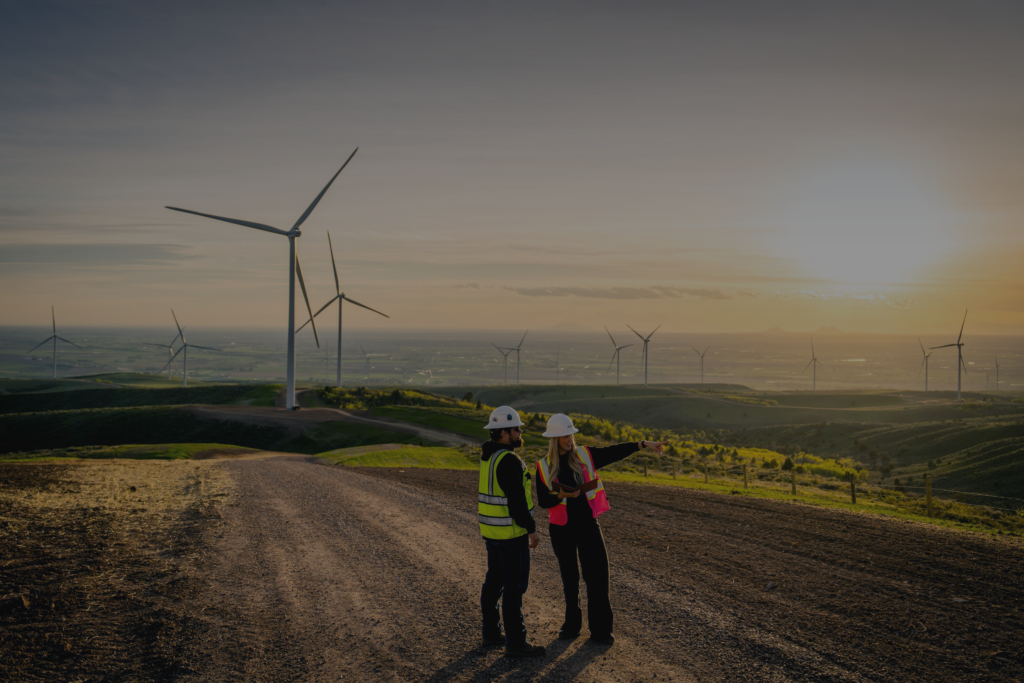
[454, 282, 480, 290]
[503, 286, 732, 300]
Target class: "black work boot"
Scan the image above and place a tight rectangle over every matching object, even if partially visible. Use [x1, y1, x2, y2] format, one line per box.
[505, 641, 546, 657]
[558, 623, 581, 640]
[481, 632, 505, 647]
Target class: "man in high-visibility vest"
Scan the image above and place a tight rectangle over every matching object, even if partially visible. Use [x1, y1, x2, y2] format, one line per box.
[479, 406, 545, 657]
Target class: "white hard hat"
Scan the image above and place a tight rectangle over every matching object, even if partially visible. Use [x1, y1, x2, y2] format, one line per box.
[542, 413, 579, 438]
[484, 406, 525, 430]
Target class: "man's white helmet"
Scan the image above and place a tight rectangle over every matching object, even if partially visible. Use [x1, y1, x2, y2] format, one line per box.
[542, 413, 579, 438]
[484, 406, 525, 430]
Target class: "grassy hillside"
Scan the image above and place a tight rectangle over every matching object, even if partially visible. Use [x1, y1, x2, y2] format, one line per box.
[0, 384, 280, 414]
[0, 406, 429, 456]
[0, 443, 257, 462]
[318, 445, 476, 469]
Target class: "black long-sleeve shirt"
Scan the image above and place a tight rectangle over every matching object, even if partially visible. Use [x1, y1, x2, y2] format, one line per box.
[536, 442, 642, 525]
[480, 441, 536, 535]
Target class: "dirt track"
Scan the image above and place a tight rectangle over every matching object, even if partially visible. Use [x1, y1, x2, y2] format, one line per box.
[4, 457, 1023, 681]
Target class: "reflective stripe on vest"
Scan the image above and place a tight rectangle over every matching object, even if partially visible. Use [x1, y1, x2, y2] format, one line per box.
[478, 449, 534, 539]
[537, 445, 610, 526]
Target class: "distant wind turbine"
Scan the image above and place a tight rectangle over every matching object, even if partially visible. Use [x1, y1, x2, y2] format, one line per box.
[627, 324, 660, 388]
[604, 327, 633, 386]
[917, 337, 933, 392]
[802, 339, 823, 391]
[27, 306, 81, 379]
[492, 343, 513, 385]
[360, 346, 371, 384]
[144, 327, 185, 380]
[555, 350, 560, 386]
[297, 231, 389, 388]
[509, 331, 528, 385]
[693, 346, 710, 384]
[995, 355, 1001, 391]
[158, 311, 222, 387]
[931, 309, 968, 401]
[166, 148, 359, 408]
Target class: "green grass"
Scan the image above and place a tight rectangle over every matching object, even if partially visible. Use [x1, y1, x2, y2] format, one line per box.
[0, 443, 256, 462]
[318, 444, 477, 469]
[369, 405, 547, 446]
[275, 420, 431, 454]
[0, 383, 282, 414]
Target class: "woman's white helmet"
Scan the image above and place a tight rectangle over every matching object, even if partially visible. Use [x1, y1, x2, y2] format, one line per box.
[542, 413, 579, 438]
[484, 406, 525, 430]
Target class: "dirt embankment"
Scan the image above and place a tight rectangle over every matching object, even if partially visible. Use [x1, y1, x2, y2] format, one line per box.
[0, 460, 231, 682]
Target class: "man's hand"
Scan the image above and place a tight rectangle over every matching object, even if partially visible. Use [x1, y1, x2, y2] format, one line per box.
[528, 533, 539, 549]
[642, 440, 669, 454]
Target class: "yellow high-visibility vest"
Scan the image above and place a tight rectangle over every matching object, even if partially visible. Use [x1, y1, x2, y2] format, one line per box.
[478, 449, 534, 540]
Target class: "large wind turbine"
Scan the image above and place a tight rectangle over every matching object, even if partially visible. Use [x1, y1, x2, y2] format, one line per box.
[693, 346, 710, 384]
[931, 309, 968, 402]
[144, 328, 184, 380]
[297, 231, 389, 388]
[627, 325, 660, 388]
[802, 339, 823, 391]
[492, 343, 513, 385]
[917, 337, 933, 392]
[166, 149, 358, 409]
[604, 327, 633, 386]
[27, 306, 81, 379]
[158, 311, 222, 388]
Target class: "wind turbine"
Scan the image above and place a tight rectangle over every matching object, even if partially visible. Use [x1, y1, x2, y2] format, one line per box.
[144, 328, 185, 380]
[297, 231, 389, 388]
[627, 325, 660, 388]
[360, 346, 372, 385]
[27, 306, 81, 379]
[166, 148, 359, 409]
[492, 343, 513, 385]
[802, 339, 823, 391]
[917, 337, 933, 392]
[931, 310, 968, 402]
[692, 346, 710, 384]
[604, 327, 633, 386]
[508, 331, 528, 385]
[995, 355, 1001, 391]
[158, 311, 222, 388]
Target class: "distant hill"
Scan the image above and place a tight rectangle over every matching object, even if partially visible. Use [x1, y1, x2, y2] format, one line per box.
[813, 326, 844, 335]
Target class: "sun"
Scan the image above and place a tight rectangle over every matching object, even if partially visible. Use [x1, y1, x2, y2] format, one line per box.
[773, 152, 961, 286]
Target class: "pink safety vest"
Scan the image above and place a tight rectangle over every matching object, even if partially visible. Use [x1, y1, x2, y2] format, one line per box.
[536, 445, 610, 525]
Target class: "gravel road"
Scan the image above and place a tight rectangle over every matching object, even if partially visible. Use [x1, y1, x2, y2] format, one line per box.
[180, 457, 1022, 682]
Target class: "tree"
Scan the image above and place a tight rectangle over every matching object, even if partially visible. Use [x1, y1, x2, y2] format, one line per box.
[475, 399, 482, 410]
[463, 391, 473, 402]
[782, 457, 794, 471]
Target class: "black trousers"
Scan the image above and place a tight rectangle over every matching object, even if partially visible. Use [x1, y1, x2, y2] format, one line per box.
[548, 520, 613, 636]
[480, 535, 531, 645]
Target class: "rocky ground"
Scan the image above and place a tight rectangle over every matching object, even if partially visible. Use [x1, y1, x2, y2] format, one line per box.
[2, 456, 1022, 682]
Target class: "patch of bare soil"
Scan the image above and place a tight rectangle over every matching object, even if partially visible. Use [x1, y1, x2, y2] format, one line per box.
[0, 460, 230, 682]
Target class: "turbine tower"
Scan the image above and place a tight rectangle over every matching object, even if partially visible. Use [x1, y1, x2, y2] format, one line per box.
[995, 355, 1001, 391]
[917, 337, 933, 392]
[27, 306, 81, 379]
[360, 346, 371, 384]
[626, 324, 660, 388]
[931, 310, 968, 402]
[166, 149, 359, 409]
[604, 327, 633, 386]
[802, 339, 823, 391]
[297, 231, 389, 388]
[508, 331, 528, 385]
[144, 327, 185, 380]
[693, 346, 710, 384]
[492, 343, 513, 385]
[157, 311, 222, 388]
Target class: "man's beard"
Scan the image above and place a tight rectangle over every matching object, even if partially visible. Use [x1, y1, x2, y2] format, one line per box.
[509, 436, 524, 449]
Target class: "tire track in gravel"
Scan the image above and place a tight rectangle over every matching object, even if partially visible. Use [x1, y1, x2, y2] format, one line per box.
[188, 456, 696, 682]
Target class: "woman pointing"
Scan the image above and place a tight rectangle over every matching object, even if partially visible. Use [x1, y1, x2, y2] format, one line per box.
[535, 413, 666, 645]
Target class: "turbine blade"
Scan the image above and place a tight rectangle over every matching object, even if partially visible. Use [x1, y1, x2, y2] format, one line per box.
[188, 344, 222, 352]
[292, 148, 358, 232]
[166, 207, 288, 236]
[341, 295, 390, 318]
[621, 344, 633, 350]
[918, 337, 926, 357]
[311, 295, 341, 319]
[692, 346, 702, 357]
[703, 346, 710, 355]
[607, 351, 617, 372]
[960, 354, 968, 374]
[802, 359, 814, 373]
[517, 330, 528, 349]
[930, 343, 957, 349]
[56, 336, 82, 348]
[171, 309, 185, 343]
[51, 305, 55, 335]
[957, 309, 968, 344]
[918, 357, 925, 377]
[605, 326, 617, 347]
[327, 231, 340, 294]
[27, 336, 56, 353]
[360, 345, 366, 356]
[648, 324, 661, 339]
[295, 256, 320, 348]
[158, 345, 186, 373]
[143, 343, 171, 348]
[626, 324, 645, 341]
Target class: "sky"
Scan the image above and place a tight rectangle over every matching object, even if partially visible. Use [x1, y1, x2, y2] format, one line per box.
[2, 0, 1023, 335]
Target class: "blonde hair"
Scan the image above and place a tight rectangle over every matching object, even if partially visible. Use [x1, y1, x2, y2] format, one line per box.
[545, 436, 585, 486]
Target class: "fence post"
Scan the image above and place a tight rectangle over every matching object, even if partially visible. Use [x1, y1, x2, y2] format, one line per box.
[743, 464, 748, 488]
[850, 478, 857, 505]
[791, 469, 796, 495]
[704, 462, 709, 484]
[672, 460, 676, 479]
[926, 474, 932, 517]
[643, 458, 648, 477]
